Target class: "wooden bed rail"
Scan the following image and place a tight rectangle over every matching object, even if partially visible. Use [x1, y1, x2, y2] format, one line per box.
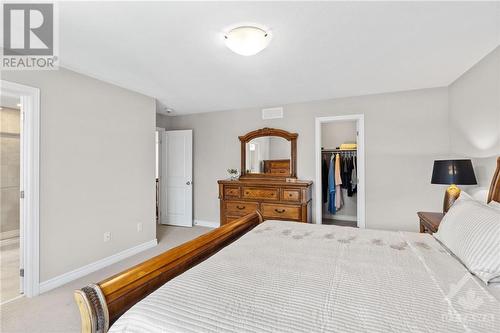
[74, 211, 264, 333]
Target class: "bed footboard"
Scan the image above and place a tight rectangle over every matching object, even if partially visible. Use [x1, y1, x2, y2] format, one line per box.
[74, 211, 263, 333]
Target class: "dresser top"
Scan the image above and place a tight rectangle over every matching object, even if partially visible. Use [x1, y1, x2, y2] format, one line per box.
[218, 178, 313, 187]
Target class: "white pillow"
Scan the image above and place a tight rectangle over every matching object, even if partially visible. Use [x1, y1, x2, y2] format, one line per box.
[486, 200, 500, 283]
[458, 191, 474, 201]
[434, 199, 500, 284]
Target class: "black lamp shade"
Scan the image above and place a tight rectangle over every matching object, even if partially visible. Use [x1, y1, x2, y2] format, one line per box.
[431, 159, 477, 185]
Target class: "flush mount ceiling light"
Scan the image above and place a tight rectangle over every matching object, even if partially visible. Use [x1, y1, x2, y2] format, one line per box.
[224, 26, 271, 56]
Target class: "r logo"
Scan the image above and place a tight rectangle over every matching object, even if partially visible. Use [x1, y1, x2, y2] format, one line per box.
[3, 3, 54, 56]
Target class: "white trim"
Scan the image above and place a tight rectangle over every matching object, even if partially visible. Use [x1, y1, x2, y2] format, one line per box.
[194, 220, 219, 228]
[1, 80, 40, 297]
[39, 239, 158, 294]
[314, 114, 366, 228]
[155, 127, 165, 225]
[0, 229, 20, 240]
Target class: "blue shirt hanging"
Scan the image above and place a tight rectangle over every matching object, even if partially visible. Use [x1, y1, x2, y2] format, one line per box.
[328, 155, 336, 214]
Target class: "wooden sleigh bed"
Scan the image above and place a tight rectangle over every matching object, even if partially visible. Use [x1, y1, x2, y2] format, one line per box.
[75, 157, 500, 333]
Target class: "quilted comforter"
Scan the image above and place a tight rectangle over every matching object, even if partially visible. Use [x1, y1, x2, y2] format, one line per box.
[110, 221, 500, 333]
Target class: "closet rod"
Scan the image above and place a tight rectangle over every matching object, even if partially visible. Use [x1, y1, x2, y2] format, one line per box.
[321, 149, 357, 153]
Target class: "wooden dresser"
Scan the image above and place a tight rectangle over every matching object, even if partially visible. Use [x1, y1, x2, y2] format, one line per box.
[219, 127, 313, 225]
[263, 159, 291, 175]
[218, 179, 312, 225]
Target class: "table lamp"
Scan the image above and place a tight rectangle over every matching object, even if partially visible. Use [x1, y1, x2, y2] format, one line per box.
[431, 159, 477, 213]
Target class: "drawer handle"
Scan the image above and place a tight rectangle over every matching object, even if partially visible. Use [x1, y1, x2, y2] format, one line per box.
[236, 205, 246, 210]
[288, 193, 293, 197]
[274, 208, 286, 213]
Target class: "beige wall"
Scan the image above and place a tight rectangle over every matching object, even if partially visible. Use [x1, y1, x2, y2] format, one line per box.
[449, 46, 500, 200]
[156, 113, 170, 129]
[2, 68, 156, 282]
[167, 87, 449, 231]
[321, 121, 357, 150]
[0, 107, 21, 238]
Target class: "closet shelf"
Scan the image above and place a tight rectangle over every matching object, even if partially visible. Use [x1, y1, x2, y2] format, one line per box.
[321, 149, 357, 153]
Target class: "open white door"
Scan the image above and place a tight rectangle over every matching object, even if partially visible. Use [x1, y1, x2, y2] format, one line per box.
[160, 130, 193, 227]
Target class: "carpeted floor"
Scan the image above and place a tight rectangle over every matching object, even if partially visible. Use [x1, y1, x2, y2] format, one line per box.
[0, 224, 211, 333]
[322, 218, 358, 227]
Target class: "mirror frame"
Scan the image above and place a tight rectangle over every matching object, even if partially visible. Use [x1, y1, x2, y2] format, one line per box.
[239, 127, 298, 179]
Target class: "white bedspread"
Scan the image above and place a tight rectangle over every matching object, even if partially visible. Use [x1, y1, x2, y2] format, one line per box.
[109, 221, 500, 333]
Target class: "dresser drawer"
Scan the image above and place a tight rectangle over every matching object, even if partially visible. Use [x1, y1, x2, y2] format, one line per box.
[261, 203, 301, 220]
[225, 201, 259, 216]
[282, 189, 301, 202]
[263, 160, 291, 174]
[224, 186, 240, 198]
[270, 168, 289, 175]
[242, 187, 279, 201]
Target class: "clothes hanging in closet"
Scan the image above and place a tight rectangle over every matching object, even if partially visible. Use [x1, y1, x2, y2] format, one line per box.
[327, 154, 336, 214]
[322, 157, 328, 203]
[351, 155, 357, 195]
[339, 154, 357, 197]
[346, 156, 355, 196]
[334, 153, 344, 210]
[323, 151, 358, 214]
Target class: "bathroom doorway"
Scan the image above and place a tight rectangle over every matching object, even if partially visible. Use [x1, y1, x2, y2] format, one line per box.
[0, 94, 22, 303]
[1, 80, 40, 299]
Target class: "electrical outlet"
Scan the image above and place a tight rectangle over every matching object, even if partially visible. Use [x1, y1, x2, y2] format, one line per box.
[137, 222, 143, 232]
[103, 232, 111, 242]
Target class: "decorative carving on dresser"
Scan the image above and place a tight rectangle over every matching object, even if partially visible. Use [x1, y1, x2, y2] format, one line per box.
[218, 128, 312, 225]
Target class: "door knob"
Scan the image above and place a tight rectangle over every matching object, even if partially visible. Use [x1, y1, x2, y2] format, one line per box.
[186, 181, 191, 185]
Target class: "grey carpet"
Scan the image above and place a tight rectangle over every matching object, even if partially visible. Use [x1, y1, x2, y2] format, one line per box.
[0, 224, 210, 333]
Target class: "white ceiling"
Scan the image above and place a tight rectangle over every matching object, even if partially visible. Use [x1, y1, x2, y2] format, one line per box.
[59, 2, 500, 115]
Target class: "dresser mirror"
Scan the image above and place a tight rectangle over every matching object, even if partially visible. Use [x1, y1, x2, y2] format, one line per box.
[239, 128, 298, 179]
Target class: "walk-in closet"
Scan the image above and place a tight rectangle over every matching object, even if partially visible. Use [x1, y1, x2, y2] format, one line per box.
[321, 120, 358, 227]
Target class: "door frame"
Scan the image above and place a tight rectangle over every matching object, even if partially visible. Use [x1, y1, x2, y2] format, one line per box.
[314, 114, 366, 228]
[1, 80, 40, 297]
[156, 127, 165, 224]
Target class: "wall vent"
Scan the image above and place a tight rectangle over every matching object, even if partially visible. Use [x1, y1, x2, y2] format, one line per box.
[262, 107, 283, 120]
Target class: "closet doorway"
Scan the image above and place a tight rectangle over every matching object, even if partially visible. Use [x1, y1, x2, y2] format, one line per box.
[314, 115, 365, 228]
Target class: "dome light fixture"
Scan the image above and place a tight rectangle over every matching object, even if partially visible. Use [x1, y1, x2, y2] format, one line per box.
[224, 26, 271, 56]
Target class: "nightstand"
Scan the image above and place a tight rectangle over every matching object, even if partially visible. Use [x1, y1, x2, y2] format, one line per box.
[417, 212, 444, 234]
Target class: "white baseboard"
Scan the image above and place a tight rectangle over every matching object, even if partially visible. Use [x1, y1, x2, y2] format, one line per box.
[194, 220, 219, 228]
[0, 229, 20, 240]
[39, 239, 158, 294]
[322, 214, 357, 222]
